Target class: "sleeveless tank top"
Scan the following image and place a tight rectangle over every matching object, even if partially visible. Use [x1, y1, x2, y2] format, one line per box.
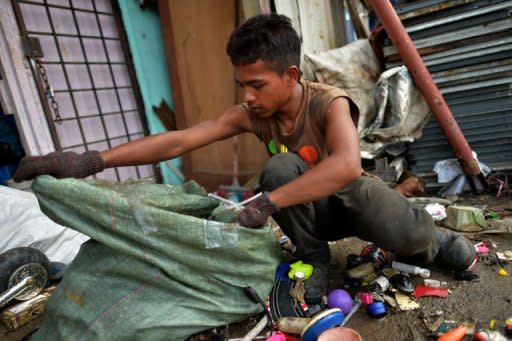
[247, 79, 359, 168]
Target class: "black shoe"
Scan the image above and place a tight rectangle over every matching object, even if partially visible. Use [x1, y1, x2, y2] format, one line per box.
[304, 262, 329, 304]
[435, 228, 476, 272]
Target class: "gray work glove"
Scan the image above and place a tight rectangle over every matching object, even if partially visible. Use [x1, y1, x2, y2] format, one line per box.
[237, 192, 279, 228]
[13, 151, 105, 182]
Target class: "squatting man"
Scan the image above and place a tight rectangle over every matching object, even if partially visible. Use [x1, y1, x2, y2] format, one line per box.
[13, 13, 476, 305]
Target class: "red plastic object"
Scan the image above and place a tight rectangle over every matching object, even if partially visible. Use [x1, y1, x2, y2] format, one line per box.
[414, 285, 449, 298]
[285, 335, 300, 341]
[473, 332, 490, 341]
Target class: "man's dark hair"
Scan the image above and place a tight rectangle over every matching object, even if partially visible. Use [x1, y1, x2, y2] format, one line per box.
[226, 13, 301, 74]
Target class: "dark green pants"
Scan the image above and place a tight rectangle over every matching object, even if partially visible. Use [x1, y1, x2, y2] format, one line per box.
[260, 153, 438, 264]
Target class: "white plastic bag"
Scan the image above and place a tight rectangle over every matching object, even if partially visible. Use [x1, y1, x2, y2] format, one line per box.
[0, 185, 88, 264]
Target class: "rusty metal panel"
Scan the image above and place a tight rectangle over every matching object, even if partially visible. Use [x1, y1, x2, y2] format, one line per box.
[408, 81, 512, 176]
[395, 0, 477, 20]
[383, 0, 512, 187]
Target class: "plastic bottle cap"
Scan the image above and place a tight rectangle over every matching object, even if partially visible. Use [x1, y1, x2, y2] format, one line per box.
[367, 302, 387, 319]
[418, 269, 431, 278]
[295, 271, 305, 280]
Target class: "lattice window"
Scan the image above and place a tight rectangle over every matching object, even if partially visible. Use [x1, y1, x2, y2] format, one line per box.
[13, 0, 155, 181]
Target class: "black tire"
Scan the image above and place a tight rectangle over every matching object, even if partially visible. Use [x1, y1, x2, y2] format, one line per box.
[0, 247, 50, 292]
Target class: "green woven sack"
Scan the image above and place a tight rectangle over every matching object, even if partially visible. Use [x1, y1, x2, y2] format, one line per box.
[31, 176, 281, 341]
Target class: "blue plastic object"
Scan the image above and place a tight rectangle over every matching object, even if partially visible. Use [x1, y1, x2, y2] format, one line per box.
[367, 301, 388, 319]
[302, 308, 345, 341]
[0, 165, 11, 186]
[275, 262, 291, 282]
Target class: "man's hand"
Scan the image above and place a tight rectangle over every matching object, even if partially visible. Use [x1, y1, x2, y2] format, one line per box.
[237, 192, 279, 228]
[13, 151, 105, 182]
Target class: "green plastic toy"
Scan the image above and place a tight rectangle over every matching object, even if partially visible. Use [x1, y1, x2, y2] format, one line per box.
[288, 260, 314, 280]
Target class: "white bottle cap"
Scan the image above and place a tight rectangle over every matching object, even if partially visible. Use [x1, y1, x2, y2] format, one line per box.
[294, 271, 305, 280]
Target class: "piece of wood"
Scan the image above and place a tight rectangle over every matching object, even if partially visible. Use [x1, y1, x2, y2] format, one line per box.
[346, 0, 370, 39]
[0, 1, 55, 155]
[152, 99, 177, 131]
[275, 0, 346, 80]
[158, 0, 267, 191]
[1, 292, 50, 331]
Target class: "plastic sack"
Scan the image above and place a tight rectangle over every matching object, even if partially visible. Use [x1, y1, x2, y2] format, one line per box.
[359, 66, 431, 159]
[424, 203, 447, 221]
[0, 185, 88, 264]
[30, 176, 282, 341]
[304, 39, 382, 134]
[434, 151, 491, 196]
[305, 41, 430, 159]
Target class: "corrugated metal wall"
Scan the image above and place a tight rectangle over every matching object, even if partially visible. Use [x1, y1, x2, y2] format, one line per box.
[384, 0, 512, 187]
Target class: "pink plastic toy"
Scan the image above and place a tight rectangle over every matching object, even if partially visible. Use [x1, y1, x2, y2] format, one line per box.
[360, 292, 374, 305]
[266, 332, 286, 341]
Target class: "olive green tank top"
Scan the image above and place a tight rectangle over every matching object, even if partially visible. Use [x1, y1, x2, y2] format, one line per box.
[247, 79, 359, 167]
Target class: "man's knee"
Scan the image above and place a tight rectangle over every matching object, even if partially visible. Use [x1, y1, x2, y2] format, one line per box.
[260, 153, 307, 191]
[392, 210, 436, 256]
[396, 226, 432, 256]
[343, 178, 435, 256]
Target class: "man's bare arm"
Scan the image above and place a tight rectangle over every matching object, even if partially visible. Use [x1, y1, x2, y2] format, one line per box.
[267, 97, 362, 208]
[102, 105, 250, 168]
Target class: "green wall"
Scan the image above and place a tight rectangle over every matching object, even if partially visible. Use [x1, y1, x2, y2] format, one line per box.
[117, 0, 182, 184]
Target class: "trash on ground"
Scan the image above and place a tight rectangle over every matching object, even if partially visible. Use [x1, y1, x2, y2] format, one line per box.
[413, 285, 449, 299]
[444, 205, 488, 232]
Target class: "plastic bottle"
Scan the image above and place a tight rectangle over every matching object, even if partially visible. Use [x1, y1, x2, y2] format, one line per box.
[347, 262, 375, 279]
[391, 261, 430, 278]
[423, 279, 448, 288]
[276, 317, 309, 334]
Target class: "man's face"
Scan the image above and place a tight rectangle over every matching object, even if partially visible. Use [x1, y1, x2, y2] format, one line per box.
[234, 60, 294, 118]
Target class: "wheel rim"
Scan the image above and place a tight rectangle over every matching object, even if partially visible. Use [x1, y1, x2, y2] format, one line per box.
[8, 263, 48, 300]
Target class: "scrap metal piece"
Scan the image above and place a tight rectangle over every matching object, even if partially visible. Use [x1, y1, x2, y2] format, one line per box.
[395, 292, 420, 311]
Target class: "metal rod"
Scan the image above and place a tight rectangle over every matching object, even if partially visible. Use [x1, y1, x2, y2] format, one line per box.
[19, 0, 112, 15]
[340, 297, 362, 327]
[43, 60, 127, 65]
[57, 109, 139, 122]
[241, 315, 268, 341]
[53, 85, 132, 93]
[370, 0, 481, 177]
[61, 133, 142, 150]
[26, 31, 120, 41]
[0, 276, 33, 309]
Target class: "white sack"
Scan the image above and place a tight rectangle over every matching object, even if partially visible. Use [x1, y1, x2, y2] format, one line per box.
[0, 185, 89, 264]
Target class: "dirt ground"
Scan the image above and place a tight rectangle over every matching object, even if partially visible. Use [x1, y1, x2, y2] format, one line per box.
[2, 194, 511, 341]
[220, 193, 512, 341]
